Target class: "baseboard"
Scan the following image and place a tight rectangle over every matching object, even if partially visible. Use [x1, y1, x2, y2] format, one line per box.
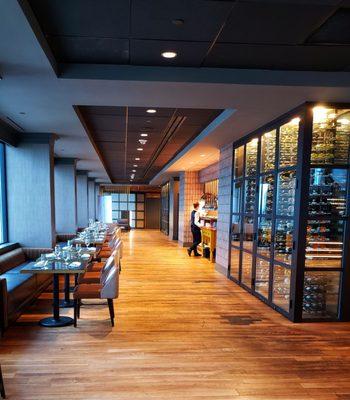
[215, 262, 228, 276]
[178, 241, 192, 247]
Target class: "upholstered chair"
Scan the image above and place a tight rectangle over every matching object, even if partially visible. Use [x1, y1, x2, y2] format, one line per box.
[73, 264, 119, 327]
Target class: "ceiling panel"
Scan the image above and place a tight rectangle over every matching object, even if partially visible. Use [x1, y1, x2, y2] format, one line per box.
[48, 37, 130, 64]
[130, 0, 232, 41]
[24, 0, 350, 71]
[307, 8, 350, 44]
[204, 43, 350, 71]
[218, 2, 334, 44]
[29, 0, 130, 37]
[76, 106, 222, 183]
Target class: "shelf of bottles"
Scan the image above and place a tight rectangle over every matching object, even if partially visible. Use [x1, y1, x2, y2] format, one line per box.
[230, 103, 350, 322]
[303, 106, 350, 319]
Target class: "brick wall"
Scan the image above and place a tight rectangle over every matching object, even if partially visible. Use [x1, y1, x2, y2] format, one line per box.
[178, 171, 203, 247]
[215, 143, 233, 275]
[199, 162, 219, 183]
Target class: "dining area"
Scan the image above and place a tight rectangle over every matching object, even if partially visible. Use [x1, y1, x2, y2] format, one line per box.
[16, 222, 123, 329]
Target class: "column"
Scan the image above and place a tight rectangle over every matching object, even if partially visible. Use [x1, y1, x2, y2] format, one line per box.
[178, 171, 202, 247]
[215, 143, 233, 275]
[76, 171, 88, 229]
[88, 178, 96, 221]
[54, 158, 77, 234]
[6, 133, 56, 248]
[168, 177, 179, 240]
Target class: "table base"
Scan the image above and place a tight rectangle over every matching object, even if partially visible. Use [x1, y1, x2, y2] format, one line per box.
[59, 299, 75, 308]
[39, 316, 74, 327]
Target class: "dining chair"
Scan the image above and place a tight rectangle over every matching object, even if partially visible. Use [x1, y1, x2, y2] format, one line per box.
[79, 245, 120, 284]
[73, 264, 119, 327]
[0, 364, 5, 399]
[90, 238, 121, 271]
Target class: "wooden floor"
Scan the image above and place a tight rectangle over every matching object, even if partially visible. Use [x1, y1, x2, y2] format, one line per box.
[2, 230, 350, 399]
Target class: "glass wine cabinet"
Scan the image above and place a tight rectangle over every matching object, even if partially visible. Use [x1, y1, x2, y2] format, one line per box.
[230, 102, 350, 322]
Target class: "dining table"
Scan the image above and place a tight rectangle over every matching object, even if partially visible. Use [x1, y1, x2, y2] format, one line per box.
[21, 259, 88, 327]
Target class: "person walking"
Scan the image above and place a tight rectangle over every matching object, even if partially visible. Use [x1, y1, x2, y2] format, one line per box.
[187, 202, 201, 257]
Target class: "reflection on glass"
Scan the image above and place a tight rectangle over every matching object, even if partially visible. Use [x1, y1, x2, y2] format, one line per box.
[276, 170, 296, 216]
[245, 139, 258, 176]
[234, 145, 244, 179]
[309, 168, 347, 217]
[230, 246, 240, 279]
[257, 218, 272, 258]
[232, 180, 243, 214]
[244, 179, 256, 214]
[279, 117, 300, 167]
[242, 216, 254, 252]
[311, 107, 350, 165]
[231, 215, 241, 246]
[274, 219, 294, 264]
[305, 219, 344, 269]
[303, 271, 340, 319]
[259, 174, 274, 214]
[272, 265, 291, 312]
[242, 251, 253, 287]
[255, 258, 270, 299]
[261, 130, 276, 172]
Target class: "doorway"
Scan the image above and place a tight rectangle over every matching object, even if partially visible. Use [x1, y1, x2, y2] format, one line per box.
[145, 196, 160, 229]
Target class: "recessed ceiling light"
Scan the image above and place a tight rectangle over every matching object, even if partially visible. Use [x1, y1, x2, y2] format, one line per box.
[135, 157, 140, 161]
[133, 164, 138, 167]
[200, 154, 205, 157]
[147, 109, 156, 114]
[132, 169, 136, 172]
[137, 148, 143, 151]
[139, 139, 147, 145]
[161, 51, 177, 59]
[140, 133, 148, 137]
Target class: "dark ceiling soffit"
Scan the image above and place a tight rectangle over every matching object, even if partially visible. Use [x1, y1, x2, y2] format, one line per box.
[17, 0, 59, 77]
[150, 108, 235, 185]
[142, 113, 186, 179]
[59, 63, 350, 88]
[76, 170, 88, 176]
[18, 132, 57, 144]
[73, 105, 113, 182]
[54, 157, 77, 166]
[0, 119, 20, 147]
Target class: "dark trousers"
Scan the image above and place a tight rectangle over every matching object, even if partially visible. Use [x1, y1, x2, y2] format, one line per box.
[189, 226, 201, 253]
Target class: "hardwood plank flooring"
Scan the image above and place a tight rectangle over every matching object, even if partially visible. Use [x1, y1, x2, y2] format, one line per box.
[2, 230, 350, 399]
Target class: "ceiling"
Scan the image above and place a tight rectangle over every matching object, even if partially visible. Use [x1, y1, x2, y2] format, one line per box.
[75, 106, 222, 183]
[1, 1, 350, 185]
[21, 0, 350, 72]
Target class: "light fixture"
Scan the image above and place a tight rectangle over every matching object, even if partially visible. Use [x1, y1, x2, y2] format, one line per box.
[313, 106, 329, 123]
[137, 148, 143, 151]
[135, 157, 140, 161]
[139, 139, 147, 145]
[200, 154, 205, 157]
[161, 51, 177, 59]
[147, 109, 156, 114]
[133, 164, 138, 167]
[132, 169, 136, 173]
[290, 117, 301, 126]
[140, 133, 148, 137]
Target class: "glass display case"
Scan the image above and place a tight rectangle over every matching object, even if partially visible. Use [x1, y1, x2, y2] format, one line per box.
[160, 182, 169, 235]
[230, 102, 350, 322]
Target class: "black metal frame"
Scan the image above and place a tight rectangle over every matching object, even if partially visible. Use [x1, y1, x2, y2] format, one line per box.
[228, 101, 350, 322]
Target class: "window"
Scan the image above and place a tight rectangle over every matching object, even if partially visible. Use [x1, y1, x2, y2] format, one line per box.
[111, 192, 145, 228]
[0, 143, 7, 244]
